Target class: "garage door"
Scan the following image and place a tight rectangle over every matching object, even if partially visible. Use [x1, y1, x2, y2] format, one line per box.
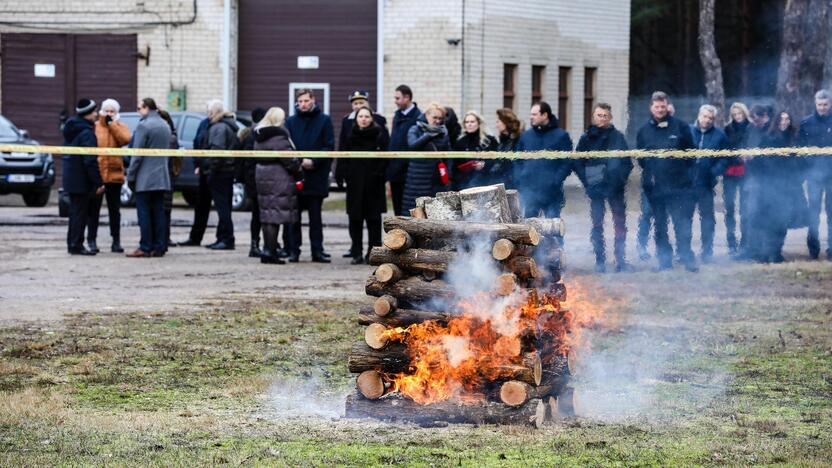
[237, 0, 377, 144]
[1, 33, 137, 146]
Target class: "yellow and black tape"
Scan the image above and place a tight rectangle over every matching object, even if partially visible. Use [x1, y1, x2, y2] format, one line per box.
[2, 143, 832, 160]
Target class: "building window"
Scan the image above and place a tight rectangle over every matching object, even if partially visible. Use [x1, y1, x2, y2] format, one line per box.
[503, 64, 517, 110]
[532, 65, 546, 105]
[584, 67, 597, 129]
[558, 67, 571, 128]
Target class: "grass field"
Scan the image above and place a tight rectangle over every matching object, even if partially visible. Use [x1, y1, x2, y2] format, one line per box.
[1, 262, 831, 466]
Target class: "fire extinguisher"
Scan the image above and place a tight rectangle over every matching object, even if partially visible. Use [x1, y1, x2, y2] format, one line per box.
[438, 161, 450, 185]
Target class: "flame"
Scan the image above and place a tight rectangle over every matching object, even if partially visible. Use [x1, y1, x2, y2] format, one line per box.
[380, 280, 606, 405]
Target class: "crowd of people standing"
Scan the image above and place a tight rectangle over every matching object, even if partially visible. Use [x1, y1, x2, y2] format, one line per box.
[60, 85, 832, 273]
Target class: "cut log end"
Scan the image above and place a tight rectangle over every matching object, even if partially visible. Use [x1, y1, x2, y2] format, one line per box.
[534, 399, 547, 429]
[528, 226, 541, 246]
[375, 263, 403, 284]
[409, 207, 427, 219]
[373, 295, 397, 316]
[531, 353, 543, 386]
[364, 323, 390, 350]
[356, 370, 385, 400]
[492, 238, 515, 261]
[500, 381, 532, 407]
[383, 229, 413, 251]
[495, 273, 518, 296]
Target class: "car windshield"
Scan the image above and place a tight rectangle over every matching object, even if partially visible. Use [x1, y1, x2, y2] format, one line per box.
[118, 114, 141, 133]
[0, 115, 20, 139]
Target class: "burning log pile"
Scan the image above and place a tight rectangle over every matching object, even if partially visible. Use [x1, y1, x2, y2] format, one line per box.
[344, 184, 575, 427]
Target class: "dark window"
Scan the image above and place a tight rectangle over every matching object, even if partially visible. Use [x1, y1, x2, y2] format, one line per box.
[503, 64, 517, 110]
[179, 116, 202, 145]
[584, 67, 597, 130]
[532, 65, 546, 105]
[558, 67, 571, 129]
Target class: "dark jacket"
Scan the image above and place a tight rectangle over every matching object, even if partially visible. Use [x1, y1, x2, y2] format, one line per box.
[490, 133, 520, 188]
[193, 117, 211, 173]
[342, 124, 390, 218]
[402, 116, 451, 211]
[636, 115, 696, 197]
[724, 120, 749, 176]
[575, 125, 632, 199]
[513, 117, 574, 207]
[798, 111, 832, 176]
[285, 104, 334, 198]
[690, 124, 729, 188]
[207, 114, 238, 173]
[61, 116, 102, 194]
[386, 104, 422, 183]
[127, 110, 172, 192]
[746, 127, 807, 229]
[336, 112, 387, 185]
[235, 127, 256, 188]
[254, 125, 301, 225]
[451, 132, 498, 190]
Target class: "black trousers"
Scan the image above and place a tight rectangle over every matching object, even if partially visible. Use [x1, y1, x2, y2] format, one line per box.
[135, 190, 167, 253]
[348, 214, 382, 258]
[187, 172, 212, 243]
[637, 187, 654, 251]
[653, 192, 695, 267]
[291, 195, 324, 256]
[68, 192, 91, 251]
[209, 171, 235, 245]
[247, 182, 262, 242]
[390, 181, 406, 216]
[589, 192, 627, 265]
[807, 174, 832, 257]
[693, 186, 716, 256]
[87, 183, 121, 243]
[722, 175, 747, 252]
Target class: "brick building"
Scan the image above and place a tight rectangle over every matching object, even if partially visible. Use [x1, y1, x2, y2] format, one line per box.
[0, 0, 630, 145]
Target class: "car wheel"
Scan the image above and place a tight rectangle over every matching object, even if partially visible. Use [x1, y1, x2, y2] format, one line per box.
[120, 182, 135, 206]
[181, 189, 198, 207]
[23, 190, 51, 207]
[232, 182, 250, 211]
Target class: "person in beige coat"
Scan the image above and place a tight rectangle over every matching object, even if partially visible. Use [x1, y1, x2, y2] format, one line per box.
[88, 98, 131, 253]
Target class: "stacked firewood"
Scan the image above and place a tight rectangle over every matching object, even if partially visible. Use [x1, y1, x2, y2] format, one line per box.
[344, 184, 573, 427]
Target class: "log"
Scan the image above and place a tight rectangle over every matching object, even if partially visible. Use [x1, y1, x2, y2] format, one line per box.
[424, 191, 462, 220]
[459, 184, 512, 223]
[344, 391, 546, 427]
[505, 189, 523, 223]
[383, 229, 413, 251]
[503, 256, 540, 279]
[358, 306, 451, 327]
[347, 342, 410, 373]
[490, 238, 535, 261]
[495, 273, 519, 296]
[374, 263, 403, 284]
[383, 216, 540, 247]
[366, 276, 455, 309]
[492, 352, 542, 386]
[364, 323, 390, 350]
[356, 370, 386, 400]
[499, 381, 533, 407]
[373, 295, 397, 316]
[368, 246, 455, 273]
[415, 196, 432, 209]
[421, 270, 439, 281]
[409, 207, 426, 219]
[525, 217, 565, 238]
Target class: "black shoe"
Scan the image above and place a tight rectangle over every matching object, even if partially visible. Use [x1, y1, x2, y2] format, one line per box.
[111, 242, 124, 253]
[343, 251, 355, 258]
[277, 248, 290, 258]
[69, 248, 96, 256]
[167, 239, 177, 248]
[615, 262, 634, 273]
[207, 241, 235, 250]
[249, 241, 264, 258]
[700, 252, 713, 264]
[178, 239, 201, 247]
[319, 251, 331, 259]
[312, 254, 331, 263]
[594, 262, 606, 273]
[87, 241, 99, 254]
[287, 254, 300, 263]
[261, 254, 285, 264]
[351, 256, 365, 265]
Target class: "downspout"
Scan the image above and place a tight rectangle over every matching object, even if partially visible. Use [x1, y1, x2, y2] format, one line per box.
[377, 0, 385, 115]
[460, 0, 466, 113]
[221, 0, 231, 109]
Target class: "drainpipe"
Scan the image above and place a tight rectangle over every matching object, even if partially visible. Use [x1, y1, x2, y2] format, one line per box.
[221, 0, 232, 109]
[377, 0, 384, 115]
[460, 0, 466, 113]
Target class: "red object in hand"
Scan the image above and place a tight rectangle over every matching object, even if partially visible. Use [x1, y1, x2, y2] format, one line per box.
[456, 160, 480, 172]
[438, 162, 450, 185]
[296, 179, 304, 191]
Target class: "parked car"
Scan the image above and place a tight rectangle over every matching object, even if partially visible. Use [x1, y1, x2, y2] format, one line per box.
[0, 114, 55, 206]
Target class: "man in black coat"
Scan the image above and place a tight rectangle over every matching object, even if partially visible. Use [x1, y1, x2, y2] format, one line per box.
[799, 89, 832, 260]
[62, 98, 104, 255]
[237, 107, 267, 258]
[689, 104, 729, 263]
[387, 85, 421, 215]
[285, 88, 335, 263]
[575, 103, 633, 273]
[203, 100, 239, 250]
[177, 109, 212, 247]
[637, 91, 698, 272]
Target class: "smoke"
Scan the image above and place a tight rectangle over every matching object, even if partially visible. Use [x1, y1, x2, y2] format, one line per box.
[264, 371, 350, 419]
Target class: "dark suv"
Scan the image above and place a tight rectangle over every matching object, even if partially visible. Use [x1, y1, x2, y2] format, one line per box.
[0, 114, 55, 206]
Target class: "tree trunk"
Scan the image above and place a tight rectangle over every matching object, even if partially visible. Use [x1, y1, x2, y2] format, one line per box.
[365, 276, 455, 309]
[698, 0, 726, 122]
[369, 247, 456, 273]
[459, 184, 512, 223]
[825, 0, 832, 90]
[358, 306, 452, 327]
[805, 0, 831, 99]
[374, 264, 403, 284]
[383, 216, 540, 247]
[776, 0, 809, 119]
[356, 370, 387, 400]
[347, 342, 411, 373]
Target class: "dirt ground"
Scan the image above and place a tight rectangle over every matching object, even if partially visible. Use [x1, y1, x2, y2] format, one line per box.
[0, 180, 826, 323]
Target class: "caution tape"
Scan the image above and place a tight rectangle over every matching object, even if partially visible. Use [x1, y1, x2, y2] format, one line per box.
[2, 143, 832, 159]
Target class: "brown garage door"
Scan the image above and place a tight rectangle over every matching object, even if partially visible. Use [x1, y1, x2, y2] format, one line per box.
[237, 0, 378, 144]
[1, 33, 137, 146]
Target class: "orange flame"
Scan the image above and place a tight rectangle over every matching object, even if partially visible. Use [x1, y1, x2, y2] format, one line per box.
[380, 280, 606, 405]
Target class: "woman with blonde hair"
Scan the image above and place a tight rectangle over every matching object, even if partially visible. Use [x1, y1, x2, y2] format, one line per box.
[451, 110, 497, 190]
[253, 107, 302, 264]
[723, 101, 751, 255]
[403, 102, 451, 211]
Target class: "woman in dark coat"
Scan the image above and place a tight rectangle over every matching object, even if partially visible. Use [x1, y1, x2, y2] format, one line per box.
[403, 102, 451, 212]
[253, 107, 302, 264]
[723, 102, 751, 255]
[491, 108, 523, 188]
[342, 106, 390, 264]
[451, 110, 498, 190]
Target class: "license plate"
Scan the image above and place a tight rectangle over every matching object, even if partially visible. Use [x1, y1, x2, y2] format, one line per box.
[7, 174, 36, 183]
